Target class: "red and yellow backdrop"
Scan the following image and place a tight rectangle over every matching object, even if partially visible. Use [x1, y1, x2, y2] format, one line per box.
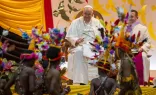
[1, 0, 155, 37]
[0, 0, 53, 35]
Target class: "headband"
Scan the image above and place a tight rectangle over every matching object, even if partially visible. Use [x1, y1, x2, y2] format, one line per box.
[43, 52, 63, 62]
[20, 53, 38, 60]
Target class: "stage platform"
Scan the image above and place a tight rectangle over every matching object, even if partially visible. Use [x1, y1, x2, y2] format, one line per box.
[11, 85, 156, 95]
[67, 85, 156, 95]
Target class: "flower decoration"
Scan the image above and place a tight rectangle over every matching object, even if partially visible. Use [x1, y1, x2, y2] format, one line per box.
[2, 40, 9, 53]
[31, 26, 41, 38]
[42, 32, 51, 41]
[0, 58, 18, 72]
[37, 41, 49, 51]
[49, 27, 65, 46]
[18, 28, 30, 40]
[35, 61, 44, 74]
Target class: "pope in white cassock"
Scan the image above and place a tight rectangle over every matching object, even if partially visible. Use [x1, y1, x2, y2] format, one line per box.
[65, 5, 104, 84]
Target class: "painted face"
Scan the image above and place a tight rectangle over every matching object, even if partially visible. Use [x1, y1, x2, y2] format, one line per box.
[83, 8, 93, 23]
[129, 12, 138, 25]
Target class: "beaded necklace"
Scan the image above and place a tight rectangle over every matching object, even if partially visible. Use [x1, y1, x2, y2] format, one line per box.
[15, 64, 25, 95]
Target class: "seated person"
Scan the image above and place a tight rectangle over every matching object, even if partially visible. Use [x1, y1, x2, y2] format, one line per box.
[89, 61, 117, 95]
[44, 46, 70, 95]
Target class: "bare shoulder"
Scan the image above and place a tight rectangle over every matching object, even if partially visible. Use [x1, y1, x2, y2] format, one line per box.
[27, 67, 35, 74]
[91, 78, 99, 84]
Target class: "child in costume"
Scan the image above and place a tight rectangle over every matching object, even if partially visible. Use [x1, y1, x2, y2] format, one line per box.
[43, 46, 70, 95]
[4, 50, 41, 95]
[89, 60, 117, 95]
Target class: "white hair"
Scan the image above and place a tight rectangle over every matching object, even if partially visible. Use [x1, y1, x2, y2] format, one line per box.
[84, 5, 93, 9]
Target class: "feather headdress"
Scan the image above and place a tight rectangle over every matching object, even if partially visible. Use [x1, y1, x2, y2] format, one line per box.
[18, 28, 30, 40]
[49, 27, 65, 46]
[20, 53, 38, 60]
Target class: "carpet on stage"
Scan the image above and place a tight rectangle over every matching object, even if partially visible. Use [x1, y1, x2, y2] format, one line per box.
[11, 85, 156, 95]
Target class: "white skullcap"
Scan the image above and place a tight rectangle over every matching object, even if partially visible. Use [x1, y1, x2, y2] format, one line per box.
[84, 5, 93, 9]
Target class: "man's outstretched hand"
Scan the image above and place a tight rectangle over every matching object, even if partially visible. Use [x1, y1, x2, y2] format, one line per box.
[138, 48, 143, 52]
[75, 38, 84, 46]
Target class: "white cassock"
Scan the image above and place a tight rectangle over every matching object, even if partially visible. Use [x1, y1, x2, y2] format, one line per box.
[65, 17, 103, 84]
[131, 23, 151, 82]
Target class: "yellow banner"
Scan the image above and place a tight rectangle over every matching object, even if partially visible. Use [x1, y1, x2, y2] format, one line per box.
[0, 0, 46, 36]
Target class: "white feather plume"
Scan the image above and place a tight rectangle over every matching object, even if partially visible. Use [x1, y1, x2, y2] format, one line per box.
[117, 7, 124, 14]
[2, 30, 9, 36]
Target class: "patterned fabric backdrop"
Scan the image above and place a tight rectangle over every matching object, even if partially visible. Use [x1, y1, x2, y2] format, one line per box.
[51, 0, 156, 70]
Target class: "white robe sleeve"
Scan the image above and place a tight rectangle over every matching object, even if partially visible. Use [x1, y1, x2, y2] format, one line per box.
[93, 19, 105, 40]
[141, 27, 151, 53]
[65, 21, 79, 47]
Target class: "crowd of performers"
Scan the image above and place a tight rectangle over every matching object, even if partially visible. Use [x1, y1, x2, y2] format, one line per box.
[0, 5, 153, 95]
[0, 26, 71, 95]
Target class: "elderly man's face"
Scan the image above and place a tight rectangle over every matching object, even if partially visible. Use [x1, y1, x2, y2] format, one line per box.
[83, 8, 93, 23]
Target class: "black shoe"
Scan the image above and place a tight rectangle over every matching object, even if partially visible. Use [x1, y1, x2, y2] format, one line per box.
[80, 83, 86, 85]
[153, 86, 156, 88]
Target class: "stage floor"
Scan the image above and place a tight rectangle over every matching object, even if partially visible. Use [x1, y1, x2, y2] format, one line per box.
[11, 85, 156, 95]
[67, 85, 156, 95]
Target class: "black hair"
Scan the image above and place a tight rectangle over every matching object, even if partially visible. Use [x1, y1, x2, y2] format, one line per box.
[23, 50, 33, 54]
[131, 9, 138, 17]
[46, 46, 61, 61]
[97, 61, 110, 74]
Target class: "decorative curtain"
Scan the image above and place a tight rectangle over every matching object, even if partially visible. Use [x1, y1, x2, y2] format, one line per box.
[0, 0, 47, 36]
[44, 0, 53, 31]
